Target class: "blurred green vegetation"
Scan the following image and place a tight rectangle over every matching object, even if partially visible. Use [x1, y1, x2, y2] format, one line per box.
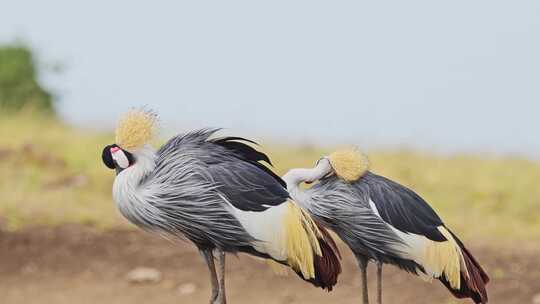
[0, 112, 539, 242]
[0, 44, 55, 114]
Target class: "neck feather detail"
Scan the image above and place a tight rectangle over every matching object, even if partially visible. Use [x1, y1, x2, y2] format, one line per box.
[282, 161, 332, 211]
[112, 145, 159, 229]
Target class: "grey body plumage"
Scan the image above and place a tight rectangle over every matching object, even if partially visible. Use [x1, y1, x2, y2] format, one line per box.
[291, 172, 422, 273]
[114, 129, 257, 251]
[104, 118, 342, 304]
[284, 155, 489, 304]
[139, 130, 262, 252]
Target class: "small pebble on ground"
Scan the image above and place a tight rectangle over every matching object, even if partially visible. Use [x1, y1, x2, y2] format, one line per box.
[125, 267, 162, 284]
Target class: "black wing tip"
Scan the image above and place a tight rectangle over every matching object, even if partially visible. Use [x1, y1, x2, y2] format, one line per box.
[209, 133, 287, 187]
[301, 224, 342, 292]
[438, 230, 489, 304]
[211, 135, 274, 166]
[214, 136, 260, 146]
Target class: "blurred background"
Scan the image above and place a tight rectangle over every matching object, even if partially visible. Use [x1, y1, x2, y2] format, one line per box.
[0, 1, 539, 303]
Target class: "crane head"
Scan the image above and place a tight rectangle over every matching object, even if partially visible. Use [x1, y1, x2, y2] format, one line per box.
[102, 144, 136, 173]
[102, 107, 157, 173]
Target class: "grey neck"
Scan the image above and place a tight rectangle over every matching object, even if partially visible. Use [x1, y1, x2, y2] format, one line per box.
[282, 158, 333, 208]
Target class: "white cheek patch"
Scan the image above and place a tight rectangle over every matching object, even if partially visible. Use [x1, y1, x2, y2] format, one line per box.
[112, 150, 130, 169]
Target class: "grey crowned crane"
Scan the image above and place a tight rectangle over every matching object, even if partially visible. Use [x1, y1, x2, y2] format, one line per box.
[283, 149, 489, 304]
[100, 109, 341, 304]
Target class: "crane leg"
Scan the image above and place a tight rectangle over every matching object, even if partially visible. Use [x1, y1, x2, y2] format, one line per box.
[376, 262, 383, 304]
[214, 249, 227, 304]
[355, 254, 369, 304]
[200, 249, 219, 303]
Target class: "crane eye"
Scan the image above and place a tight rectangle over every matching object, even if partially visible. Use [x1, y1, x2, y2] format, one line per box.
[102, 145, 116, 169]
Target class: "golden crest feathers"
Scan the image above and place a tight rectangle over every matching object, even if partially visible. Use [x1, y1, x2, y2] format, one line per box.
[328, 148, 369, 183]
[115, 108, 158, 150]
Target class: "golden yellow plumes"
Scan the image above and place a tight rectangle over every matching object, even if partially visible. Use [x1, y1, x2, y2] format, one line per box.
[283, 200, 322, 279]
[328, 148, 369, 183]
[115, 108, 157, 150]
[424, 226, 467, 289]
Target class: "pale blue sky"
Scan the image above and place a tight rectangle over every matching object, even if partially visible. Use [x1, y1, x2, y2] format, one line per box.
[2, 1, 539, 157]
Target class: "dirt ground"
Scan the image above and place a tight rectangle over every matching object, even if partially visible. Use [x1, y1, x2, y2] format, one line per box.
[0, 226, 538, 304]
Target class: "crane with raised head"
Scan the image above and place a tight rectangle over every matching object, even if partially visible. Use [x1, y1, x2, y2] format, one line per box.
[283, 149, 489, 304]
[101, 109, 341, 304]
